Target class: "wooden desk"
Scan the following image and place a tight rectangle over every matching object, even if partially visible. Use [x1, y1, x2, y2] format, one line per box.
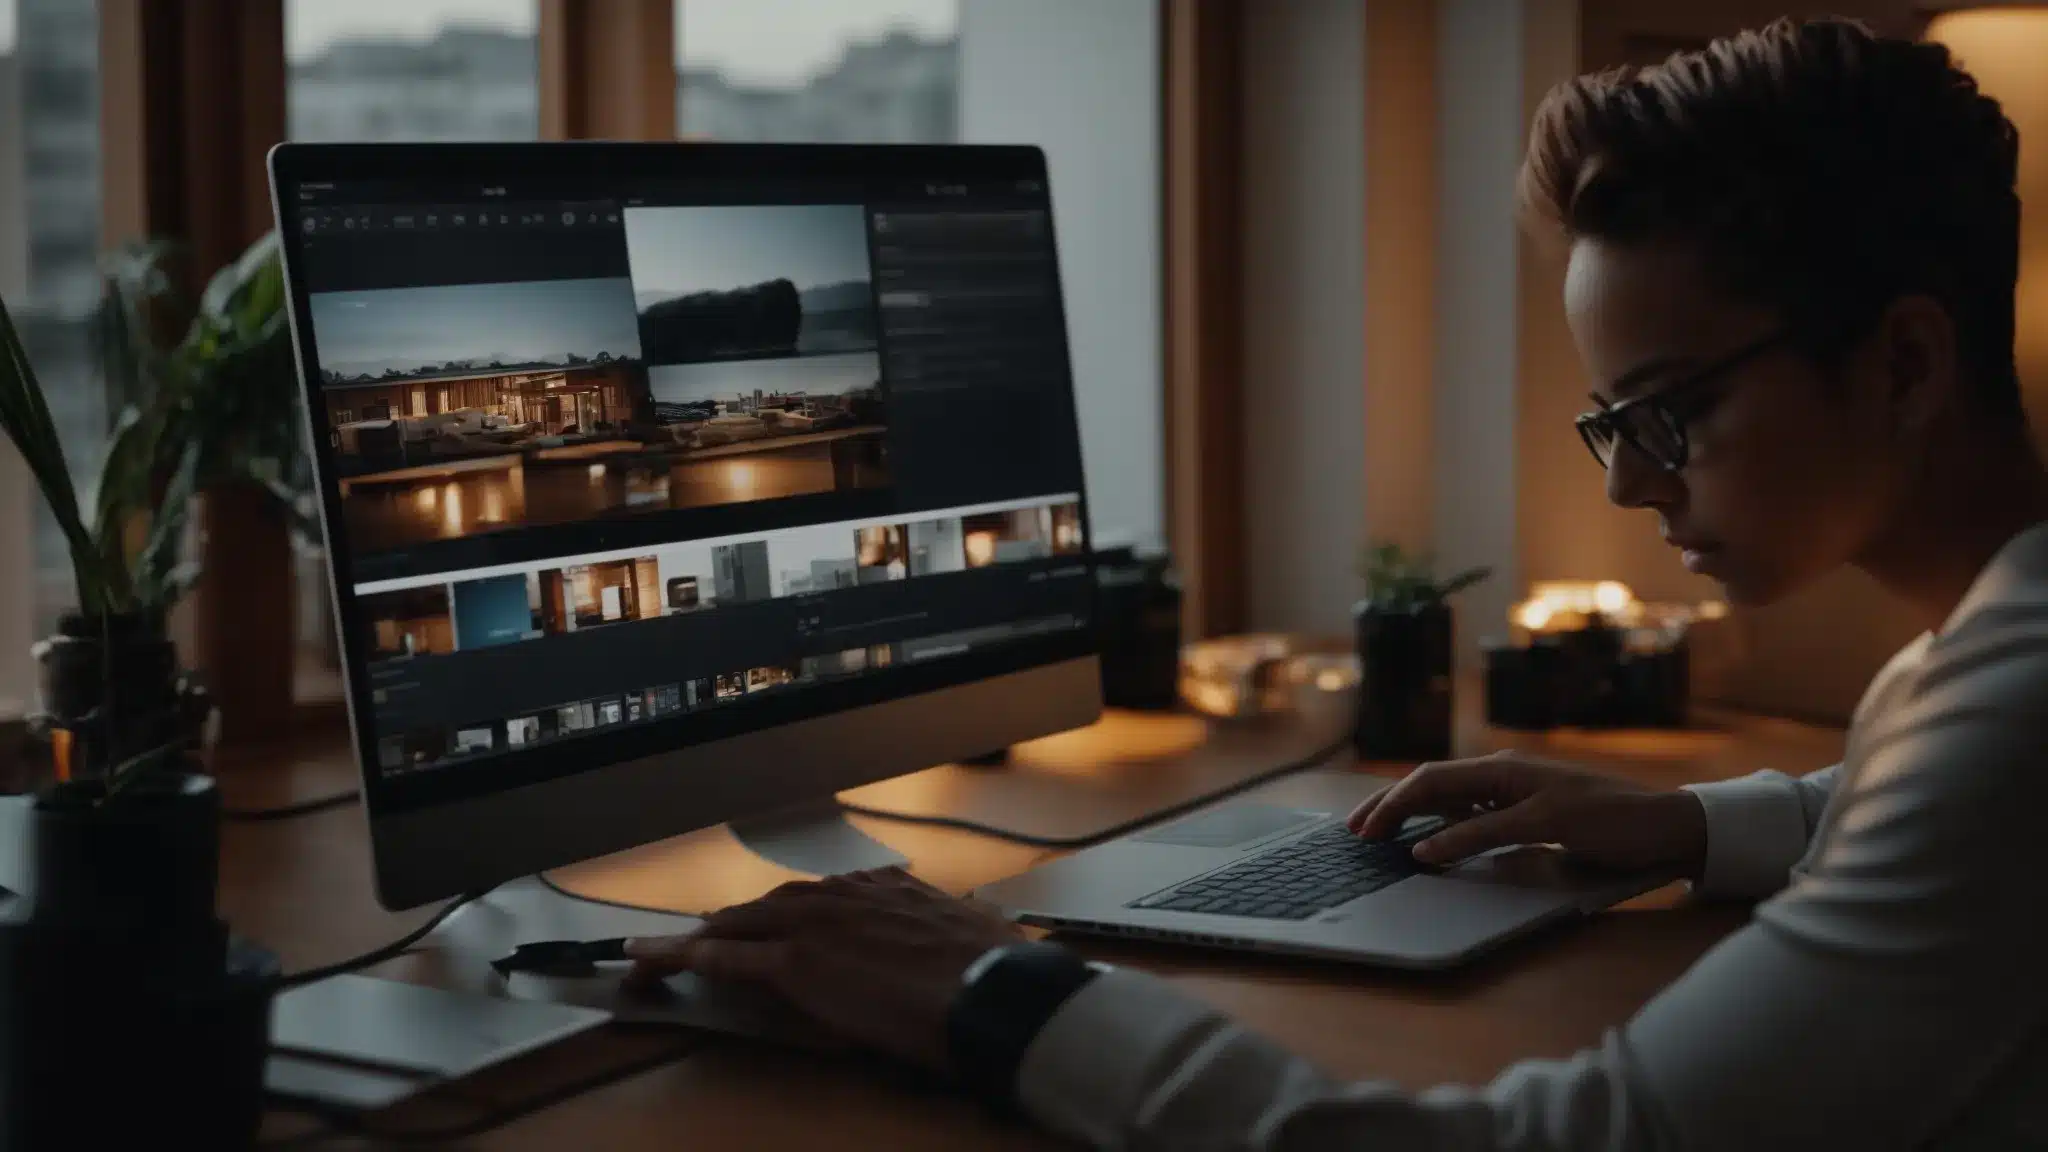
[216, 705, 1844, 1148]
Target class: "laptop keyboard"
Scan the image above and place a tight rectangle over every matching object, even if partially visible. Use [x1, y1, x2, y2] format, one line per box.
[1127, 815, 1449, 921]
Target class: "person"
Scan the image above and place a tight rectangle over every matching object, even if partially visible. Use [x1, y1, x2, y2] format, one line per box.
[623, 17, 2048, 1149]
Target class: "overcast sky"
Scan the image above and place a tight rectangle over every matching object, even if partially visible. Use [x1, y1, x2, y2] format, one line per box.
[0, 0, 16, 56]
[283, 0, 955, 85]
[310, 276, 642, 375]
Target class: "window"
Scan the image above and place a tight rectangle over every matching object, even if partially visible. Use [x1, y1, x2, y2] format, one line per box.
[286, 0, 539, 142]
[675, 0, 957, 143]
[0, 0, 104, 658]
[675, 0, 1161, 545]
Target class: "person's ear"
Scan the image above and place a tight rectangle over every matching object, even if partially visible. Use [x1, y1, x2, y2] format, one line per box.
[1871, 295, 1958, 435]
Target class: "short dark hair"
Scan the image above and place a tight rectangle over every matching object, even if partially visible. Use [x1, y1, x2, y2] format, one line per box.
[1519, 17, 2022, 421]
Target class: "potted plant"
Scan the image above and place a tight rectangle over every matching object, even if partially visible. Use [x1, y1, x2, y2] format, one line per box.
[1, 276, 281, 1149]
[1352, 543, 1490, 762]
[3, 287, 212, 781]
[97, 233, 319, 749]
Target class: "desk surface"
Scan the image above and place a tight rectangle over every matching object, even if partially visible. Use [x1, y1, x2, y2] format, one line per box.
[218, 703, 1845, 1148]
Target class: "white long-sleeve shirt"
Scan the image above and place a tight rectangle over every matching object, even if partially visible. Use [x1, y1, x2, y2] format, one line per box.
[1016, 522, 2048, 1151]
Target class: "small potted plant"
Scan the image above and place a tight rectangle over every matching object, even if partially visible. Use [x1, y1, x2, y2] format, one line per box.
[1, 273, 279, 1149]
[1353, 543, 1490, 761]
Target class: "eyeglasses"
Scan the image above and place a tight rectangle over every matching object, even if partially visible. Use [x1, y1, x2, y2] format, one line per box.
[1575, 329, 1793, 472]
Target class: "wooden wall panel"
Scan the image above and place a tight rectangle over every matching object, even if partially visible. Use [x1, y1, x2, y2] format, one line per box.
[540, 0, 677, 141]
[1163, 0, 1246, 640]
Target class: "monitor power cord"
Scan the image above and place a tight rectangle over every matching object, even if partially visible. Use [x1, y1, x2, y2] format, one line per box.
[224, 789, 362, 822]
[272, 888, 490, 991]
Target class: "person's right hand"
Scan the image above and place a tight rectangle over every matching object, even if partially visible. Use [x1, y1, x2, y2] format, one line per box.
[1346, 751, 1708, 873]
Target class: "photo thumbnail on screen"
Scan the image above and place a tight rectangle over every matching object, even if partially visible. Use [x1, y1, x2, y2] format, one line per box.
[308, 204, 893, 560]
[627, 203, 888, 512]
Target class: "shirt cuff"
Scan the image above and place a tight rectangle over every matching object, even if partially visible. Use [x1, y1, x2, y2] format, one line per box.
[1014, 967, 1221, 1147]
[1680, 774, 1814, 900]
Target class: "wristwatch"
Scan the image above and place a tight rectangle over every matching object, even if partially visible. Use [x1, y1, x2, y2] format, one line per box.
[945, 940, 1108, 1112]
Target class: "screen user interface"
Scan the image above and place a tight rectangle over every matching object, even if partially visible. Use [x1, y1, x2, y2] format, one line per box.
[284, 164, 1093, 806]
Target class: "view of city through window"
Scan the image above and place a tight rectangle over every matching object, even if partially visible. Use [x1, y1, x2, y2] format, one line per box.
[675, 0, 957, 143]
[0, 0, 105, 632]
[286, 0, 540, 142]
[281, 0, 957, 144]
[0, 0, 961, 629]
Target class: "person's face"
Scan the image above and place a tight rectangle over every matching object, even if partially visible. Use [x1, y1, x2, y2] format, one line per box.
[1564, 239, 1903, 606]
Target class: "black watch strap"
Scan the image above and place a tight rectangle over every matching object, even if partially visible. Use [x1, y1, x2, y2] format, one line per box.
[945, 941, 1104, 1112]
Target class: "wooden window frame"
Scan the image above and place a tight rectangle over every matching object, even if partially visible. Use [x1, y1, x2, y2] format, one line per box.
[540, 0, 677, 140]
[1162, 0, 1246, 641]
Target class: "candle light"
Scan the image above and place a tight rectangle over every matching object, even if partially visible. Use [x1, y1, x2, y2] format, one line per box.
[1487, 579, 1706, 730]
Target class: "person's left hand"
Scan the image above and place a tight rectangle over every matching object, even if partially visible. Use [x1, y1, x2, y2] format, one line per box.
[621, 867, 1025, 1071]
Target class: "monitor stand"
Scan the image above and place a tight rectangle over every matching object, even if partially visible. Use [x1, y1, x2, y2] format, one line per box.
[423, 801, 911, 1001]
[724, 800, 907, 875]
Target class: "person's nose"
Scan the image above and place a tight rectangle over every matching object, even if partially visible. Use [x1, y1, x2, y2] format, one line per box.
[1604, 440, 1677, 510]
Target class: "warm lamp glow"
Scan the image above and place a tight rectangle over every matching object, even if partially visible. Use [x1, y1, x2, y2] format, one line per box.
[1594, 580, 1632, 614]
[440, 482, 463, 537]
[1513, 580, 1641, 634]
[964, 531, 997, 567]
[1008, 710, 1210, 776]
[1697, 600, 1729, 621]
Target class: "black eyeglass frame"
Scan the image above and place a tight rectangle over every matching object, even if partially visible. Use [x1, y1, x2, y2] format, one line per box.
[1574, 328, 1794, 472]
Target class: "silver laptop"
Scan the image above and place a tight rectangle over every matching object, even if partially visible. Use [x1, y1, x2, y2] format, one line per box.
[975, 783, 1671, 970]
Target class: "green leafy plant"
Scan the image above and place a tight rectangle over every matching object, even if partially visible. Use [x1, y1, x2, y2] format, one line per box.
[0, 231, 314, 622]
[0, 293, 200, 620]
[1357, 542, 1490, 612]
[95, 231, 319, 550]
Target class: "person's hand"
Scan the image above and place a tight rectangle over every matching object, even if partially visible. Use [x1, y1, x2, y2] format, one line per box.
[1345, 751, 1708, 872]
[621, 867, 1025, 1071]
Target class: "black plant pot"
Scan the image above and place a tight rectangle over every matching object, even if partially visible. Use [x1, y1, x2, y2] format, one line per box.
[1353, 601, 1455, 762]
[31, 612, 211, 779]
[1095, 548, 1183, 711]
[0, 772, 277, 1151]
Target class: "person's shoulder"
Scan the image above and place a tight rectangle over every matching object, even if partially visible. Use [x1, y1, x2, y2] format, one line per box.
[1918, 551, 2048, 717]
[1866, 573, 2048, 815]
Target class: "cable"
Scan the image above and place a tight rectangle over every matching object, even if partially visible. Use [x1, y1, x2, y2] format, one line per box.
[260, 1027, 708, 1148]
[274, 888, 489, 990]
[836, 734, 1356, 849]
[224, 789, 361, 822]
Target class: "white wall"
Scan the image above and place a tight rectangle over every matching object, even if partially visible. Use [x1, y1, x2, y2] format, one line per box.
[958, 0, 1162, 546]
[1432, 0, 1533, 663]
[1240, 0, 1368, 634]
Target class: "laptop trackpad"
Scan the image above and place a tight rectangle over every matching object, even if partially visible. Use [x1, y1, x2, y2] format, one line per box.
[1132, 804, 1323, 849]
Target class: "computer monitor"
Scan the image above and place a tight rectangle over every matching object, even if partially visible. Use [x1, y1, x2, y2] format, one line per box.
[270, 143, 1102, 911]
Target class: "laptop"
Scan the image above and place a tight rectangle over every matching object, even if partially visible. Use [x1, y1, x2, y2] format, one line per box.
[975, 776, 1672, 969]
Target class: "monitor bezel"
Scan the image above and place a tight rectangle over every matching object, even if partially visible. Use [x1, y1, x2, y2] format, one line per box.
[268, 142, 1103, 909]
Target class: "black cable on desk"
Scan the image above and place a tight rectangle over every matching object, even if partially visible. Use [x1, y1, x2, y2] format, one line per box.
[223, 789, 361, 822]
[835, 734, 1357, 849]
[273, 888, 489, 990]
